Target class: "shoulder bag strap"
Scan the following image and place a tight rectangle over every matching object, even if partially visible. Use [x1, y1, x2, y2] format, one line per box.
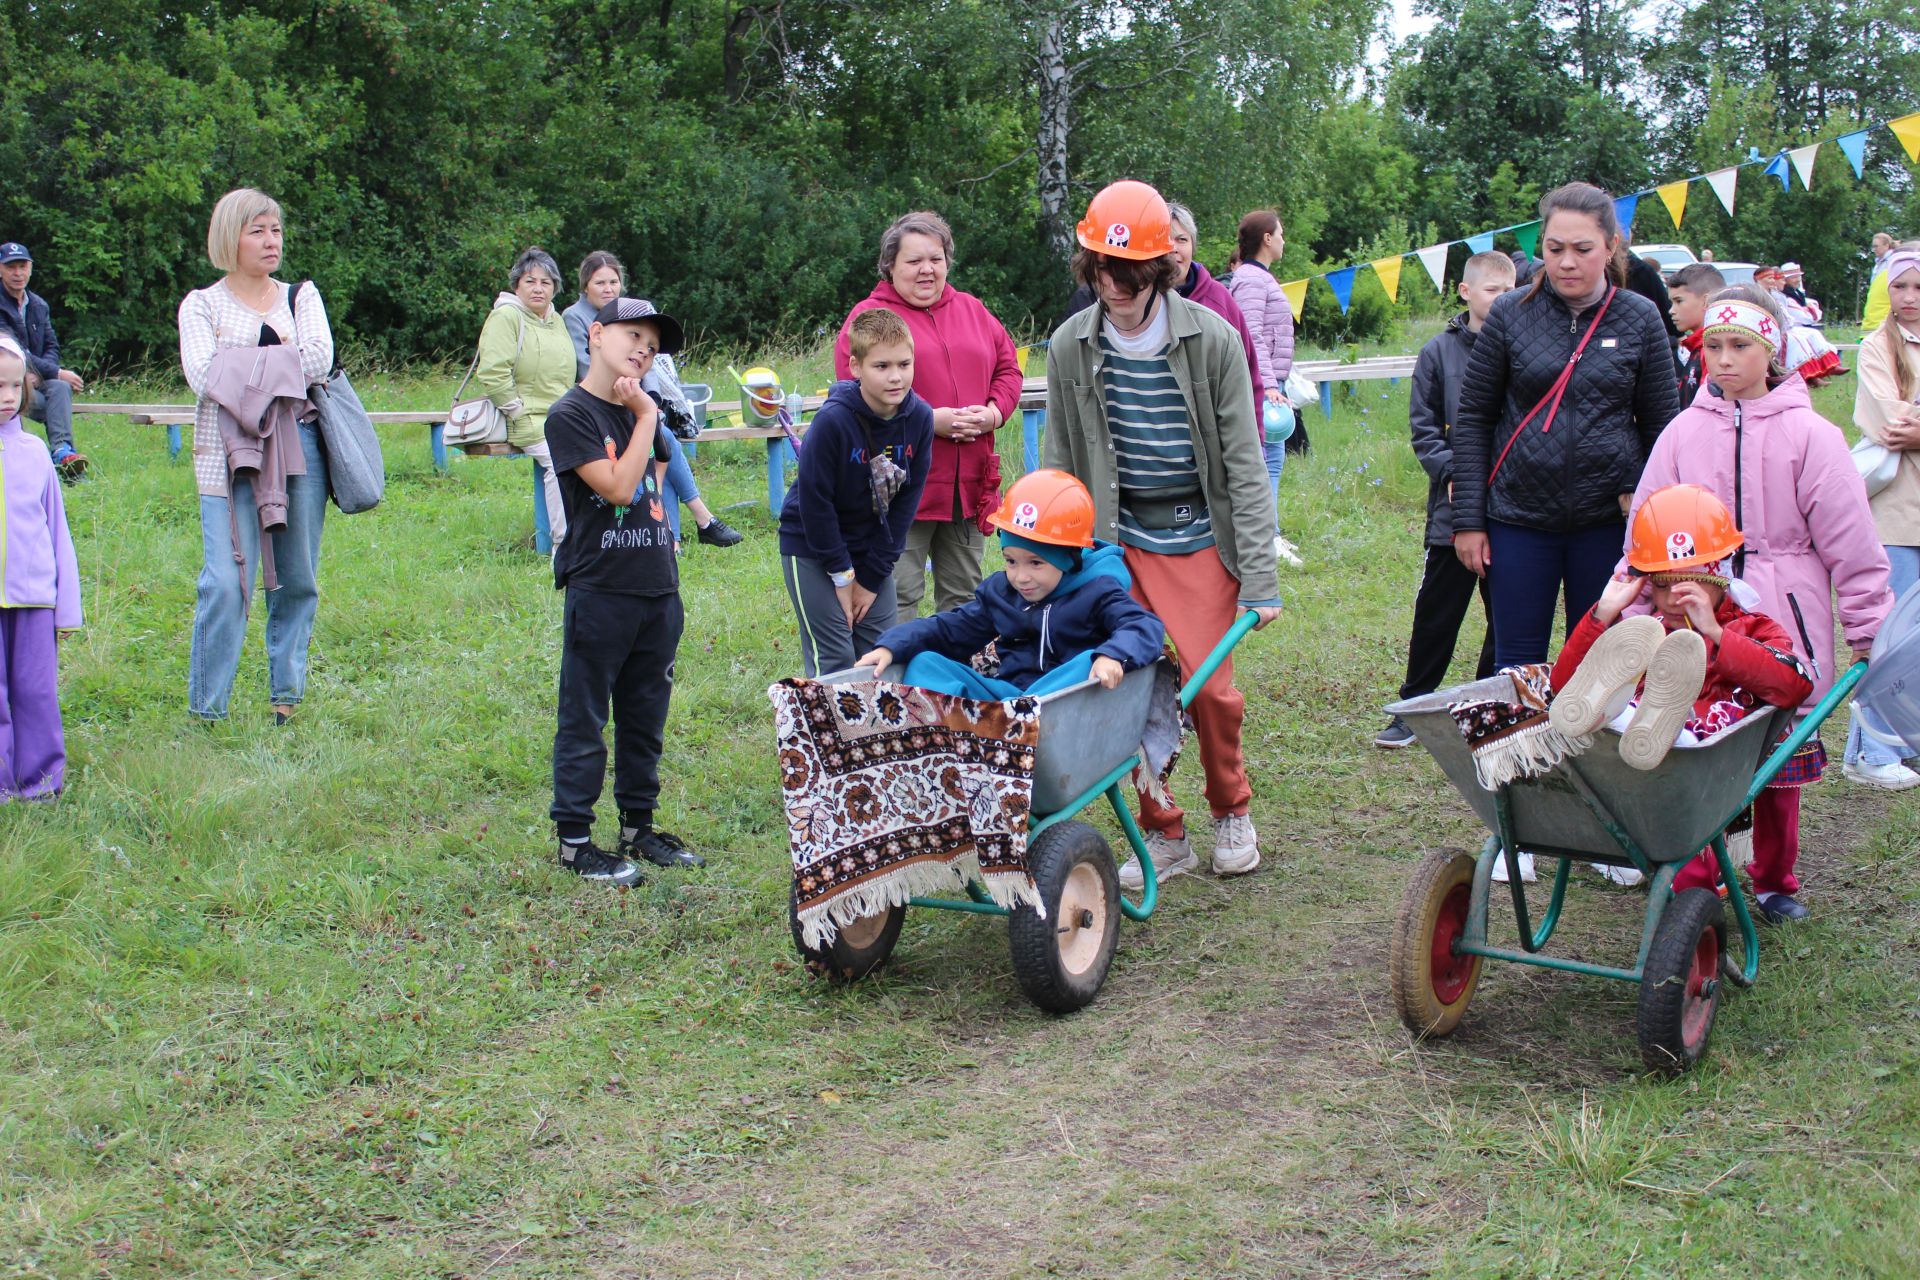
[1487, 286, 1617, 486]
[451, 304, 526, 402]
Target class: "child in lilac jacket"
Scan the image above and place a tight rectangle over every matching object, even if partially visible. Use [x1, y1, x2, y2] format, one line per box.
[1626, 288, 1892, 922]
[0, 336, 82, 799]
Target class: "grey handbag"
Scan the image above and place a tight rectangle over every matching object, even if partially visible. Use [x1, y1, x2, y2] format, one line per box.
[292, 281, 385, 513]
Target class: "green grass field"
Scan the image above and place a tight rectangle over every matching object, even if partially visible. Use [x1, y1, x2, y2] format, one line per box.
[3, 357, 1916, 1279]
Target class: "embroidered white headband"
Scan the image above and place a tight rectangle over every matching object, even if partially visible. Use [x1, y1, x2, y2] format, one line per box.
[1700, 300, 1780, 355]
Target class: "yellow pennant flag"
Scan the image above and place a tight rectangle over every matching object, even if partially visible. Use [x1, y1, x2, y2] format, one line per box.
[1281, 278, 1309, 319]
[1370, 256, 1403, 302]
[1890, 112, 1920, 162]
[1656, 180, 1689, 230]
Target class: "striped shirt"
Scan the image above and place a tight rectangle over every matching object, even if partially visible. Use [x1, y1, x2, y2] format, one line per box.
[178, 279, 333, 496]
[1099, 328, 1212, 554]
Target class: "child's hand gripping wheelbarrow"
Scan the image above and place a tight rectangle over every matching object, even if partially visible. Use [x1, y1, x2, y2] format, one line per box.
[787, 610, 1262, 1014]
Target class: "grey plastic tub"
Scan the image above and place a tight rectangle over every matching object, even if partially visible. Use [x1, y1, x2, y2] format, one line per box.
[1387, 676, 1794, 863]
[816, 663, 1158, 813]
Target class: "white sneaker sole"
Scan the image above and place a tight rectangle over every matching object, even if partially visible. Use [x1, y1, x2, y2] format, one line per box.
[1550, 615, 1663, 738]
[1842, 764, 1920, 791]
[1212, 849, 1261, 876]
[1620, 629, 1707, 772]
[1118, 848, 1199, 890]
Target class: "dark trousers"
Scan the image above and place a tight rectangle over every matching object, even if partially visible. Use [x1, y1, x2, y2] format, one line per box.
[551, 588, 685, 838]
[1486, 518, 1624, 667]
[1399, 545, 1497, 700]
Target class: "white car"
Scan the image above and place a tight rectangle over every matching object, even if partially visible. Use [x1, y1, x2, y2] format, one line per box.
[1708, 262, 1760, 287]
[1632, 244, 1698, 280]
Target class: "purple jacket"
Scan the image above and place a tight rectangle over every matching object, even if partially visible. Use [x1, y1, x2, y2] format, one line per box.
[1628, 376, 1893, 708]
[1226, 261, 1296, 391]
[0, 414, 81, 629]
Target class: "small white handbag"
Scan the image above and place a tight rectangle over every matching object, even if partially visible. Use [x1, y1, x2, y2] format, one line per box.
[445, 310, 525, 446]
[1852, 436, 1901, 499]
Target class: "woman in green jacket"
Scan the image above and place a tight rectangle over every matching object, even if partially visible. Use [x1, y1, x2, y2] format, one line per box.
[473, 247, 577, 544]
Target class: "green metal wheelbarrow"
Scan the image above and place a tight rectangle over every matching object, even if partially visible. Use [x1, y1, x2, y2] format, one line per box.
[1384, 661, 1868, 1074]
[789, 612, 1260, 1013]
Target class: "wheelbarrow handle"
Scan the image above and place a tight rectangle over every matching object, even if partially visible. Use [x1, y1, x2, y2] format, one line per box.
[1176, 610, 1261, 711]
[1742, 659, 1868, 809]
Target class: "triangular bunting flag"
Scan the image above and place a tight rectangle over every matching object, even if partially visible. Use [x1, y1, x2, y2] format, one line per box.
[1325, 267, 1356, 315]
[1514, 222, 1540, 260]
[1280, 277, 1309, 319]
[1890, 112, 1920, 163]
[1788, 143, 1819, 188]
[1705, 167, 1737, 216]
[1656, 181, 1688, 230]
[1614, 193, 1640, 238]
[1370, 255, 1403, 302]
[1762, 153, 1790, 190]
[1415, 244, 1449, 292]
[1837, 129, 1870, 178]
[1464, 232, 1494, 254]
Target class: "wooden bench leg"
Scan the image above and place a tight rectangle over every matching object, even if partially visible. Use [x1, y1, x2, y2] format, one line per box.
[1022, 409, 1044, 473]
[1318, 381, 1334, 420]
[766, 437, 790, 515]
[431, 422, 449, 474]
[167, 423, 182, 460]
[532, 460, 552, 555]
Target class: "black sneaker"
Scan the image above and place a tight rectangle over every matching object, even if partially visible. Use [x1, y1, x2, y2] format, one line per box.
[696, 518, 743, 548]
[622, 828, 707, 869]
[1757, 892, 1809, 924]
[1375, 715, 1416, 749]
[557, 839, 646, 885]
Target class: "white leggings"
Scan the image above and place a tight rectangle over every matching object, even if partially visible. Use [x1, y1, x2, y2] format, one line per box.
[521, 439, 567, 546]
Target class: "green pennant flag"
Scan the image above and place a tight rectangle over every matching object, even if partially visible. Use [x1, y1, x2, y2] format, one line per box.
[1514, 221, 1540, 259]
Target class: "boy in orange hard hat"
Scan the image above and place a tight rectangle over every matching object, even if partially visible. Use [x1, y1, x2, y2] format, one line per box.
[1043, 179, 1281, 887]
[1547, 485, 1814, 892]
[856, 469, 1165, 699]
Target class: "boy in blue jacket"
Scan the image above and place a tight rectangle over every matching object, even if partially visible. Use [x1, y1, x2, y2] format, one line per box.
[857, 470, 1166, 698]
[778, 307, 934, 676]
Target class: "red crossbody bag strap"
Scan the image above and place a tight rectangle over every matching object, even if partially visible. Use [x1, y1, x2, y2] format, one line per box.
[1487, 286, 1617, 486]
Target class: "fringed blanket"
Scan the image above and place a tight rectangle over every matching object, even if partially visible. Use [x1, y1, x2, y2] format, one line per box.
[771, 677, 1044, 949]
[1448, 663, 1591, 789]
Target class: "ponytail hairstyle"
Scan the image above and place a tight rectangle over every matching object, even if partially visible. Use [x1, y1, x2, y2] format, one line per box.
[1705, 284, 1792, 381]
[1523, 182, 1628, 301]
[1228, 209, 1279, 270]
[1874, 240, 1920, 402]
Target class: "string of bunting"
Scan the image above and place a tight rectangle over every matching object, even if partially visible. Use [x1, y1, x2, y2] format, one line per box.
[1279, 109, 1920, 319]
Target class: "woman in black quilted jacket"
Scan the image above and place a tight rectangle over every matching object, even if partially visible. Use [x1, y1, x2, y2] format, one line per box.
[1450, 182, 1682, 670]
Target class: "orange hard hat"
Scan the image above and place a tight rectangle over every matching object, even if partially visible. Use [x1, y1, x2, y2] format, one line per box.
[1629, 484, 1744, 574]
[1075, 180, 1174, 261]
[988, 469, 1096, 548]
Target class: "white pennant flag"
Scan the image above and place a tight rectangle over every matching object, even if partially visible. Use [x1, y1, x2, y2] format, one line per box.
[1415, 243, 1449, 292]
[1788, 143, 1819, 189]
[1706, 167, 1738, 216]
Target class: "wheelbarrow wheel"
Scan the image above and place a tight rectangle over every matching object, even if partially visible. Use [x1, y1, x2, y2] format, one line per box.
[1009, 821, 1120, 1013]
[1637, 888, 1726, 1075]
[1391, 849, 1484, 1039]
[788, 883, 904, 982]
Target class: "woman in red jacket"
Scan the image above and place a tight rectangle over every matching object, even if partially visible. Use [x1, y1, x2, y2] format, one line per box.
[834, 211, 1024, 617]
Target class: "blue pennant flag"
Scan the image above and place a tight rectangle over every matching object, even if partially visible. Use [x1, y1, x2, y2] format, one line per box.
[1837, 129, 1870, 178]
[1762, 152, 1791, 190]
[1464, 232, 1495, 254]
[1326, 267, 1356, 314]
[1614, 193, 1640, 238]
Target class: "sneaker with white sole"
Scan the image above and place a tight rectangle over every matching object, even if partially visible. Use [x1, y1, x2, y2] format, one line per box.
[1590, 862, 1645, 888]
[1490, 850, 1537, 883]
[1550, 614, 1663, 737]
[1842, 760, 1920, 791]
[1620, 628, 1708, 772]
[1117, 830, 1198, 890]
[1211, 813, 1261, 875]
[1273, 535, 1304, 569]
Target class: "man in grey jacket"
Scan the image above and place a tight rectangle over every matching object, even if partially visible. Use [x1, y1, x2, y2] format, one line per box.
[0, 243, 87, 480]
[1044, 179, 1281, 888]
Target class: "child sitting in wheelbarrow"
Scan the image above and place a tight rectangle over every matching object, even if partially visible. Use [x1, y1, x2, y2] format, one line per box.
[1548, 484, 1815, 905]
[854, 469, 1166, 697]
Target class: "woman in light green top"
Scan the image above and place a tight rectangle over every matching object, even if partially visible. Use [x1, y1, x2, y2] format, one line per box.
[473, 247, 577, 543]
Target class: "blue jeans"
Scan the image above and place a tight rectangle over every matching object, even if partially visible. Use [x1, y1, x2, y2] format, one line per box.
[1485, 518, 1624, 668]
[653, 433, 700, 541]
[189, 422, 329, 718]
[1846, 543, 1920, 765]
[901, 650, 1096, 699]
[1264, 437, 1286, 534]
[26, 381, 74, 454]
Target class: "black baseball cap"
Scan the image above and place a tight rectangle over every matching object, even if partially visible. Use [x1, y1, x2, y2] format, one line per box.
[0, 243, 30, 264]
[594, 297, 684, 354]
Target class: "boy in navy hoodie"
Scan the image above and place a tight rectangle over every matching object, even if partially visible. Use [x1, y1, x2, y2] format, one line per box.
[856, 470, 1166, 699]
[778, 308, 934, 676]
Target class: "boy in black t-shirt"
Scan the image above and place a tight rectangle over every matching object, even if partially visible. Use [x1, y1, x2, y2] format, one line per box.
[544, 297, 706, 885]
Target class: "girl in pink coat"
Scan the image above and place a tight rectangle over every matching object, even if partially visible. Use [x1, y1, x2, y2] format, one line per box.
[1627, 287, 1893, 922]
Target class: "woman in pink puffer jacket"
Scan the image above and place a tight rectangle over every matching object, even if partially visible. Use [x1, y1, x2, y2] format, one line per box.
[1627, 285, 1893, 923]
[1225, 209, 1300, 567]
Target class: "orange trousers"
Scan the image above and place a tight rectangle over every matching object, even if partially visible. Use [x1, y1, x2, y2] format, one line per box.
[1124, 544, 1252, 834]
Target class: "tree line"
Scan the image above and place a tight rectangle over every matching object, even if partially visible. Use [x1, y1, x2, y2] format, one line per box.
[2, 0, 1916, 369]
